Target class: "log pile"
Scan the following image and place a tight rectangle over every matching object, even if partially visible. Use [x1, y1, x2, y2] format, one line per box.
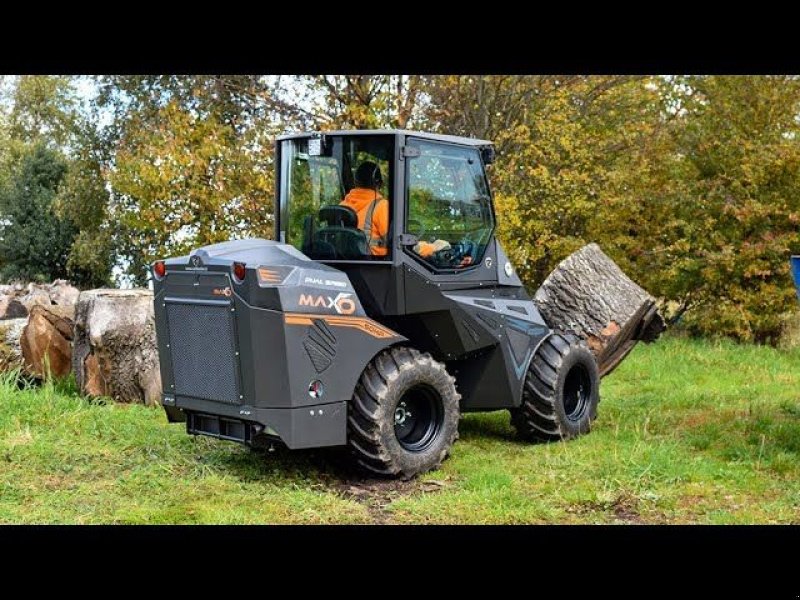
[0, 280, 80, 319]
[533, 243, 666, 377]
[0, 280, 162, 404]
[0, 281, 80, 377]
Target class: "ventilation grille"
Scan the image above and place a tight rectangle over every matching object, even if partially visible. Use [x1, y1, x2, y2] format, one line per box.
[166, 301, 240, 405]
[303, 318, 337, 373]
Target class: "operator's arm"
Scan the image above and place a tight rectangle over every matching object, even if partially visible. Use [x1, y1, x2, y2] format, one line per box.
[414, 239, 451, 258]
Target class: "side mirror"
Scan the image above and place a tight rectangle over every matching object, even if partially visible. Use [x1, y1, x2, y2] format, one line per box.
[481, 146, 496, 165]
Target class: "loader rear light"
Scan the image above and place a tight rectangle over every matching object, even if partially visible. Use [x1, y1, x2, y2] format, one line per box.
[232, 262, 246, 283]
[153, 260, 166, 279]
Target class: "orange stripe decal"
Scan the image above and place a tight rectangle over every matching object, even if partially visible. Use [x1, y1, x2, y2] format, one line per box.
[257, 268, 286, 284]
[285, 315, 314, 326]
[283, 313, 398, 339]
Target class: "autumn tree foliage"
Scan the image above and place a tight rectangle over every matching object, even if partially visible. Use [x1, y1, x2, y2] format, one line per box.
[599, 76, 800, 343]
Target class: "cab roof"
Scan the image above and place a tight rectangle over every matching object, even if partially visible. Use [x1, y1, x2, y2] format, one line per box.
[276, 129, 493, 148]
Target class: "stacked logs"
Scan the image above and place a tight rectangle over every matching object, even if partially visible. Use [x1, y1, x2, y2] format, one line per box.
[0, 282, 159, 404]
[0, 281, 79, 377]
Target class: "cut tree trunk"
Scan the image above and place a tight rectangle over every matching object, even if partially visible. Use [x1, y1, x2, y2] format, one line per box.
[72, 289, 162, 405]
[533, 243, 666, 377]
[20, 304, 74, 379]
[0, 318, 27, 372]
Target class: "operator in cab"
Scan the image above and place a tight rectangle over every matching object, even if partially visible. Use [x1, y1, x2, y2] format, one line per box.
[340, 160, 473, 266]
[340, 161, 390, 257]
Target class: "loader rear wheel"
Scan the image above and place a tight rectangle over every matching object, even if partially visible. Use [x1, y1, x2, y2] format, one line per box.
[511, 332, 600, 442]
[348, 347, 460, 479]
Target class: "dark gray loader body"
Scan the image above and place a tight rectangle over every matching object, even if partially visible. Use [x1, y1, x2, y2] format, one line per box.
[153, 129, 601, 477]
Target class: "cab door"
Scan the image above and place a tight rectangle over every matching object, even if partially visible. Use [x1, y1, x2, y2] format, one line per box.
[400, 137, 498, 286]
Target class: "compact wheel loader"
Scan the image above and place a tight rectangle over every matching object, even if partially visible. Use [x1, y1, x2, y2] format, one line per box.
[153, 130, 600, 478]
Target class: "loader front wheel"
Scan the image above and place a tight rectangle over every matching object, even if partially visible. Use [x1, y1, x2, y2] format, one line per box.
[348, 347, 460, 479]
[511, 332, 600, 442]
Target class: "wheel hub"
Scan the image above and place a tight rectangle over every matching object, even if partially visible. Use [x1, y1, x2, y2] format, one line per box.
[564, 364, 591, 421]
[394, 401, 412, 426]
[393, 385, 443, 453]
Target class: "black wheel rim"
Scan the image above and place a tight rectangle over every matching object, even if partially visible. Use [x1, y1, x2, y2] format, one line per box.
[393, 384, 443, 452]
[563, 364, 591, 421]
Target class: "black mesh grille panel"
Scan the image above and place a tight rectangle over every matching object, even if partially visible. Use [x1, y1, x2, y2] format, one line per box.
[166, 301, 240, 405]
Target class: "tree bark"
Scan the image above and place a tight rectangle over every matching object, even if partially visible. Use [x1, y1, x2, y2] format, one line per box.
[0, 318, 27, 372]
[533, 243, 666, 377]
[72, 289, 162, 405]
[20, 304, 74, 379]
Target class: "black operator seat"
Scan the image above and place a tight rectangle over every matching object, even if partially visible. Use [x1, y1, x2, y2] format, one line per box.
[312, 204, 369, 259]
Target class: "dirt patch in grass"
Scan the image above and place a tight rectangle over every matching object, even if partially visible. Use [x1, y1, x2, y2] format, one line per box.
[680, 408, 746, 429]
[611, 496, 642, 523]
[332, 477, 452, 524]
[41, 474, 71, 491]
[569, 492, 644, 523]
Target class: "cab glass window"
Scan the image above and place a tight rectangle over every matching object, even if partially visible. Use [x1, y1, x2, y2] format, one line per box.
[280, 135, 393, 261]
[405, 139, 494, 270]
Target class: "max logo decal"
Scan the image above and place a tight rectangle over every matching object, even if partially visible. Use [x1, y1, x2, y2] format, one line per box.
[299, 292, 356, 315]
[213, 287, 232, 297]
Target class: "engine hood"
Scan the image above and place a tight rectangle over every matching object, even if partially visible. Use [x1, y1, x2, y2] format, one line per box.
[156, 238, 366, 316]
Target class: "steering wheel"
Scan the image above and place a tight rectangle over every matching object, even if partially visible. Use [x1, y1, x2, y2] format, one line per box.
[457, 231, 482, 264]
[431, 238, 479, 268]
[431, 246, 457, 267]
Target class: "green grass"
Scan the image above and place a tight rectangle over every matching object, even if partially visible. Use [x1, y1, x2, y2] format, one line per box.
[1, 335, 800, 524]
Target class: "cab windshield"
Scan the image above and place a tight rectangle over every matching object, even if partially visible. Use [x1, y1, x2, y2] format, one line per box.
[279, 135, 394, 261]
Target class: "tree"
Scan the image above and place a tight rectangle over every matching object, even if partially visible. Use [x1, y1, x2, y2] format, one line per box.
[54, 121, 114, 288]
[0, 75, 112, 288]
[98, 77, 278, 284]
[9, 76, 77, 149]
[306, 76, 424, 129]
[0, 143, 77, 282]
[24, 74, 796, 345]
[598, 75, 800, 343]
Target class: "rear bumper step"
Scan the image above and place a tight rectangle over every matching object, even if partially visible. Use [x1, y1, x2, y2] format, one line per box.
[175, 401, 348, 449]
[186, 412, 262, 444]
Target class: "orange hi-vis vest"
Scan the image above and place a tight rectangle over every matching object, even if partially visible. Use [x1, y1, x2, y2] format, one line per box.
[340, 188, 389, 257]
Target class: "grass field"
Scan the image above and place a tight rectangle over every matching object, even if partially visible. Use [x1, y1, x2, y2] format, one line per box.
[1, 335, 799, 524]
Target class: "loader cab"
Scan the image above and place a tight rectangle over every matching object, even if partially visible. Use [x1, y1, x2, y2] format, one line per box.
[276, 130, 514, 317]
